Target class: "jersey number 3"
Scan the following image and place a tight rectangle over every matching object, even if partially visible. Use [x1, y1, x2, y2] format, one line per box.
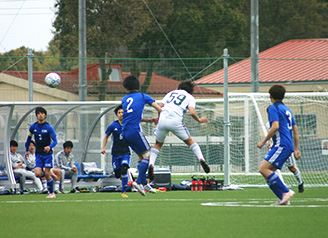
[286, 110, 293, 130]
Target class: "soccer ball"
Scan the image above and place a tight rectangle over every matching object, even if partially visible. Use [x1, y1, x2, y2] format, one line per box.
[45, 72, 61, 88]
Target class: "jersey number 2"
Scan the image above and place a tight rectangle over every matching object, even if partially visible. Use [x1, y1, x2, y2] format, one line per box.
[126, 97, 133, 113]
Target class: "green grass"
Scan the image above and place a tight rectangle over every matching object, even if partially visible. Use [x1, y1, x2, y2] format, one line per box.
[0, 187, 327, 238]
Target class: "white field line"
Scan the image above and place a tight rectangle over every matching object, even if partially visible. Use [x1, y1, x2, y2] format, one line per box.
[1, 197, 328, 207]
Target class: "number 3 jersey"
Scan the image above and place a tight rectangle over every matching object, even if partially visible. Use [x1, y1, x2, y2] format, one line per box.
[160, 89, 196, 121]
[267, 101, 296, 151]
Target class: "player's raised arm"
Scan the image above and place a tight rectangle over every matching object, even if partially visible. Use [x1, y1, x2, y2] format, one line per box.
[189, 107, 209, 124]
[151, 101, 162, 114]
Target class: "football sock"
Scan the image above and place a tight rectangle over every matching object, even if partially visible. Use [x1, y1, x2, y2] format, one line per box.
[121, 173, 128, 193]
[267, 172, 289, 200]
[149, 148, 159, 166]
[47, 178, 54, 194]
[55, 181, 60, 190]
[190, 143, 205, 161]
[294, 170, 303, 185]
[42, 180, 47, 189]
[137, 159, 149, 185]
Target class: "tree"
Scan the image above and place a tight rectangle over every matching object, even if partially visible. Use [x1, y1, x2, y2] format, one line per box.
[53, 0, 173, 99]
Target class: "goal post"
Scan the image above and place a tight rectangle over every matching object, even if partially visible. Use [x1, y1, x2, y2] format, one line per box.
[225, 92, 328, 187]
[0, 94, 328, 188]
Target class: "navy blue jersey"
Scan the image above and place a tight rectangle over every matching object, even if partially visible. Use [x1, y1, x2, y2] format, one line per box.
[268, 101, 296, 151]
[105, 120, 130, 156]
[25, 122, 57, 155]
[121, 91, 155, 131]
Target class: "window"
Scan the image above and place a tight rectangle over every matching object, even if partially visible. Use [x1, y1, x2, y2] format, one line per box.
[98, 67, 122, 82]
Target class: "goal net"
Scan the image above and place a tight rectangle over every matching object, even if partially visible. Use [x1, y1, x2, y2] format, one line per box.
[1, 94, 327, 188]
[149, 93, 328, 187]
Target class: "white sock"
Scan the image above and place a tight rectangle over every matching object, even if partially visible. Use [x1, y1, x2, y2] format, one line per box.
[190, 143, 205, 161]
[294, 170, 303, 185]
[149, 148, 159, 166]
[42, 180, 47, 189]
[55, 181, 60, 190]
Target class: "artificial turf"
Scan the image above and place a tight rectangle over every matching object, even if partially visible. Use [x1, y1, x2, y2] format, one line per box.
[0, 187, 327, 238]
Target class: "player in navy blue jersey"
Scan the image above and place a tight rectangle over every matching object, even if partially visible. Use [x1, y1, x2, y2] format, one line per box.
[25, 107, 58, 198]
[101, 104, 131, 198]
[257, 85, 301, 205]
[121, 75, 162, 196]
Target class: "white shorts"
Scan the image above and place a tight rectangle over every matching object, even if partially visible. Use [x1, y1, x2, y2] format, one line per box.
[154, 117, 190, 143]
[285, 153, 295, 167]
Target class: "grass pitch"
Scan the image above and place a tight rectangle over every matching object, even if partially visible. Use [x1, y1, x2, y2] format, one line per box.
[0, 187, 327, 238]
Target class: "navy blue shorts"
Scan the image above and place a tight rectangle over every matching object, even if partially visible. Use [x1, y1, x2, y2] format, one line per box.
[112, 154, 130, 171]
[35, 154, 54, 168]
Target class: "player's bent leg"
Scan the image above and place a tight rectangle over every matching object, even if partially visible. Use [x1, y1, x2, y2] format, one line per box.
[114, 169, 121, 179]
[34, 167, 43, 178]
[147, 164, 154, 182]
[26, 170, 43, 191]
[188, 141, 210, 173]
[259, 160, 275, 180]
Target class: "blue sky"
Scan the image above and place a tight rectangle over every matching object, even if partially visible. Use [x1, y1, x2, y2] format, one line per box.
[0, 0, 56, 53]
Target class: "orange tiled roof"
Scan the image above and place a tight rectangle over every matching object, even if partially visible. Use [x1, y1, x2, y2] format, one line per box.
[196, 39, 328, 84]
[3, 65, 220, 96]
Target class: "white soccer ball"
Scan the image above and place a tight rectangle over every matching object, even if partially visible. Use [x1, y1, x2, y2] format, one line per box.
[45, 72, 61, 88]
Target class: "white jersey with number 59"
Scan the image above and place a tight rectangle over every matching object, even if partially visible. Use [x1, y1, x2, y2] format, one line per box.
[160, 89, 196, 120]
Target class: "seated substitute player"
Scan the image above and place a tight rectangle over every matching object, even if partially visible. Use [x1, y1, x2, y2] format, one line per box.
[121, 75, 162, 196]
[257, 85, 301, 205]
[10, 140, 43, 194]
[25, 107, 58, 198]
[54, 141, 79, 193]
[148, 80, 210, 180]
[26, 140, 62, 194]
[266, 128, 304, 193]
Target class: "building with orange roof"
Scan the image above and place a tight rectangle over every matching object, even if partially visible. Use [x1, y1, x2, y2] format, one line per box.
[1, 63, 220, 101]
[195, 39, 328, 93]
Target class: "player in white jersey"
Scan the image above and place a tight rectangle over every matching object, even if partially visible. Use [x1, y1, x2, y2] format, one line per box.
[148, 80, 210, 180]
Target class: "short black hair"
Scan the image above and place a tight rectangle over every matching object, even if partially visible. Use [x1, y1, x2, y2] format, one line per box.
[10, 140, 18, 147]
[178, 80, 195, 94]
[123, 75, 140, 91]
[114, 104, 123, 115]
[63, 140, 73, 149]
[35, 107, 47, 116]
[269, 85, 286, 100]
[30, 140, 35, 146]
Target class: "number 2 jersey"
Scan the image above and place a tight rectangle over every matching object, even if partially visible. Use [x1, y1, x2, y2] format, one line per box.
[160, 89, 196, 122]
[267, 101, 296, 151]
[121, 91, 155, 131]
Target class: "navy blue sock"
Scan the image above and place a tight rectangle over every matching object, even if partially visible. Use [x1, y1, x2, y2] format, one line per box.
[121, 173, 128, 193]
[47, 178, 54, 194]
[267, 172, 289, 200]
[137, 159, 149, 185]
